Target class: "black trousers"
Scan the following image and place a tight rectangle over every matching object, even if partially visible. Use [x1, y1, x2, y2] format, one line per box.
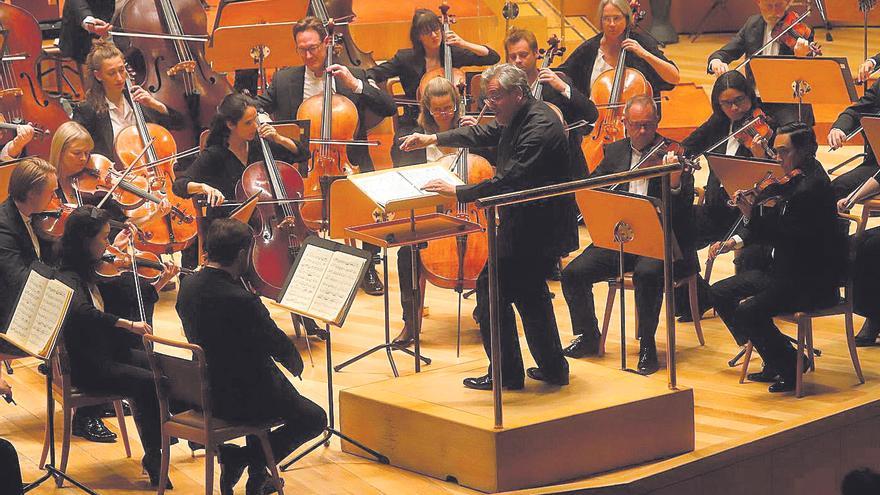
[832, 162, 879, 200]
[215, 378, 326, 472]
[72, 349, 163, 452]
[561, 245, 663, 342]
[854, 227, 880, 320]
[473, 256, 568, 383]
[710, 270, 839, 379]
[397, 245, 420, 324]
[0, 438, 22, 495]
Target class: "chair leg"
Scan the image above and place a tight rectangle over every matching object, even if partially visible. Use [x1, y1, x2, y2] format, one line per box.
[844, 310, 866, 384]
[688, 277, 706, 345]
[796, 319, 806, 398]
[57, 405, 72, 487]
[256, 431, 284, 495]
[113, 400, 132, 458]
[739, 343, 753, 384]
[158, 433, 171, 495]
[204, 444, 215, 495]
[599, 282, 617, 357]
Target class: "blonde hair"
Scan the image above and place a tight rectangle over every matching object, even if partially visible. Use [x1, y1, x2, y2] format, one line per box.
[417, 78, 461, 133]
[597, 0, 633, 29]
[9, 157, 56, 202]
[48, 121, 94, 175]
[84, 40, 125, 114]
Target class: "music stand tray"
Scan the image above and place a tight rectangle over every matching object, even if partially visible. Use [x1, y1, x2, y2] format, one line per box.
[705, 152, 785, 195]
[749, 56, 857, 121]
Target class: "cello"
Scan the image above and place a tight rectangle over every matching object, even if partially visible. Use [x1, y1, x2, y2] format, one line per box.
[533, 35, 567, 128]
[582, 0, 652, 173]
[416, 1, 466, 101]
[235, 111, 312, 299]
[0, 3, 69, 157]
[297, 11, 359, 231]
[113, 0, 232, 152]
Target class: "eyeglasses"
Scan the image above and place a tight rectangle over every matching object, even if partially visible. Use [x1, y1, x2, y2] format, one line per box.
[626, 121, 658, 130]
[430, 107, 456, 116]
[484, 92, 508, 104]
[719, 95, 748, 109]
[601, 15, 625, 24]
[296, 44, 322, 56]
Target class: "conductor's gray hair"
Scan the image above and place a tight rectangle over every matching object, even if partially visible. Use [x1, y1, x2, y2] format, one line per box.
[480, 63, 530, 97]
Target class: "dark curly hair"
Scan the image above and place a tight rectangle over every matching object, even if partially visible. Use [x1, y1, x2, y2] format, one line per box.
[59, 206, 109, 283]
[206, 92, 258, 148]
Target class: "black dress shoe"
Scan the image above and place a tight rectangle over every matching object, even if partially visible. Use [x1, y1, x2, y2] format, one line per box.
[747, 366, 780, 383]
[392, 325, 413, 347]
[245, 468, 284, 495]
[38, 362, 49, 376]
[218, 444, 247, 495]
[637, 343, 659, 375]
[100, 401, 132, 418]
[188, 440, 205, 456]
[677, 304, 712, 323]
[855, 318, 880, 347]
[768, 378, 796, 393]
[142, 450, 173, 489]
[526, 367, 569, 386]
[361, 264, 384, 296]
[562, 334, 600, 358]
[462, 374, 524, 391]
[72, 416, 117, 443]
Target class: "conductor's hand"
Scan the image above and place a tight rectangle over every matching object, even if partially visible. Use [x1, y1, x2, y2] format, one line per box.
[859, 59, 877, 83]
[422, 179, 456, 196]
[283, 351, 305, 379]
[709, 59, 729, 77]
[828, 128, 847, 150]
[399, 132, 437, 151]
[708, 239, 736, 261]
[326, 64, 359, 92]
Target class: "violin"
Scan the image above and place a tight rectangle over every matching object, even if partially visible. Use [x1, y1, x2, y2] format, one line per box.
[732, 108, 777, 159]
[0, 3, 69, 157]
[97, 244, 191, 282]
[771, 10, 822, 56]
[0, 119, 50, 138]
[583, 0, 652, 173]
[610, 137, 694, 191]
[66, 154, 153, 210]
[297, 14, 359, 231]
[33, 194, 128, 242]
[416, 2, 467, 101]
[730, 168, 804, 208]
[533, 35, 566, 129]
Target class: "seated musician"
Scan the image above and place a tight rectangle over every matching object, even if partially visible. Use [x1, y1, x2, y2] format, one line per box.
[367, 8, 500, 166]
[827, 77, 880, 200]
[0, 124, 35, 162]
[176, 218, 326, 494]
[256, 16, 396, 297]
[56, 206, 174, 487]
[709, 122, 847, 393]
[837, 173, 880, 347]
[707, 0, 815, 126]
[560, 95, 697, 375]
[401, 64, 577, 390]
[857, 51, 880, 84]
[59, 0, 114, 64]
[559, 0, 679, 117]
[73, 40, 184, 162]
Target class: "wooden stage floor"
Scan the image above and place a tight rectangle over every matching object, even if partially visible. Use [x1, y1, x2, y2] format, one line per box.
[4, 16, 880, 495]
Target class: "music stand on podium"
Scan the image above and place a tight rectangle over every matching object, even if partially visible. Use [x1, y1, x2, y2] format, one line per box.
[749, 56, 857, 123]
[274, 236, 389, 470]
[578, 189, 678, 373]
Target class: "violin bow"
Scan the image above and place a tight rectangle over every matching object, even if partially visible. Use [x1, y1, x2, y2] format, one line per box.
[126, 233, 149, 326]
[732, 9, 812, 72]
[95, 137, 155, 209]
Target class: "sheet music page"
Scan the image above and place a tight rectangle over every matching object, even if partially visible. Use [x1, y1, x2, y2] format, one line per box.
[398, 165, 464, 190]
[279, 244, 332, 314]
[351, 172, 424, 207]
[4, 270, 49, 350]
[27, 279, 73, 354]
[308, 250, 367, 323]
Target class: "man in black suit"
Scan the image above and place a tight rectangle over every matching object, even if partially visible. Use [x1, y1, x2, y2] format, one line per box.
[177, 219, 326, 495]
[559, 95, 698, 375]
[707, 0, 813, 126]
[257, 16, 395, 296]
[403, 63, 577, 390]
[709, 122, 847, 393]
[827, 78, 880, 200]
[59, 0, 114, 64]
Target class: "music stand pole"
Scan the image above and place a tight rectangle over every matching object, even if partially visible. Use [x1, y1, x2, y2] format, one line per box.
[614, 222, 631, 371]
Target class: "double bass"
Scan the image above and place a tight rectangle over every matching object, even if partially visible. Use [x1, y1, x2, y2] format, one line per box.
[113, 0, 231, 151]
[236, 112, 312, 299]
[0, 3, 68, 157]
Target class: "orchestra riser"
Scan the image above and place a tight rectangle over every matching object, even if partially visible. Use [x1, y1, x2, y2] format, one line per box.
[339, 359, 695, 493]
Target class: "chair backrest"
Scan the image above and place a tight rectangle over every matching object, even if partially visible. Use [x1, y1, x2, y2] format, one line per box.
[142, 334, 213, 425]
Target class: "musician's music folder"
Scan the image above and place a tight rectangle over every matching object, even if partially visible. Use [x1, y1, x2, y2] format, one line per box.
[0, 264, 74, 360]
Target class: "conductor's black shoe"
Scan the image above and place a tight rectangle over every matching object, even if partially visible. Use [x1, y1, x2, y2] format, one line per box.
[72, 415, 117, 443]
[463, 374, 524, 391]
[747, 366, 780, 383]
[562, 334, 600, 358]
[218, 444, 247, 495]
[855, 318, 880, 347]
[526, 367, 569, 386]
[637, 343, 659, 375]
[768, 378, 796, 393]
[361, 264, 384, 296]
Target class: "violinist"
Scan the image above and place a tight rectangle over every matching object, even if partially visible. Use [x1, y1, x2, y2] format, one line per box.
[505, 28, 598, 179]
[256, 17, 395, 296]
[73, 40, 184, 162]
[402, 64, 577, 390]
[367, 8, 500, 166]
[56, 206, 175, 487]
[837, 173, 880, 347]
[59, 0, 114, 64]
[559, 0, 679, 108]
[0, 124, 35, 162]
[707, 0, 815, 126]
[709, 122, 847, 393]
[559, 95, 697, 375]
[828, 77, 880, 200]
